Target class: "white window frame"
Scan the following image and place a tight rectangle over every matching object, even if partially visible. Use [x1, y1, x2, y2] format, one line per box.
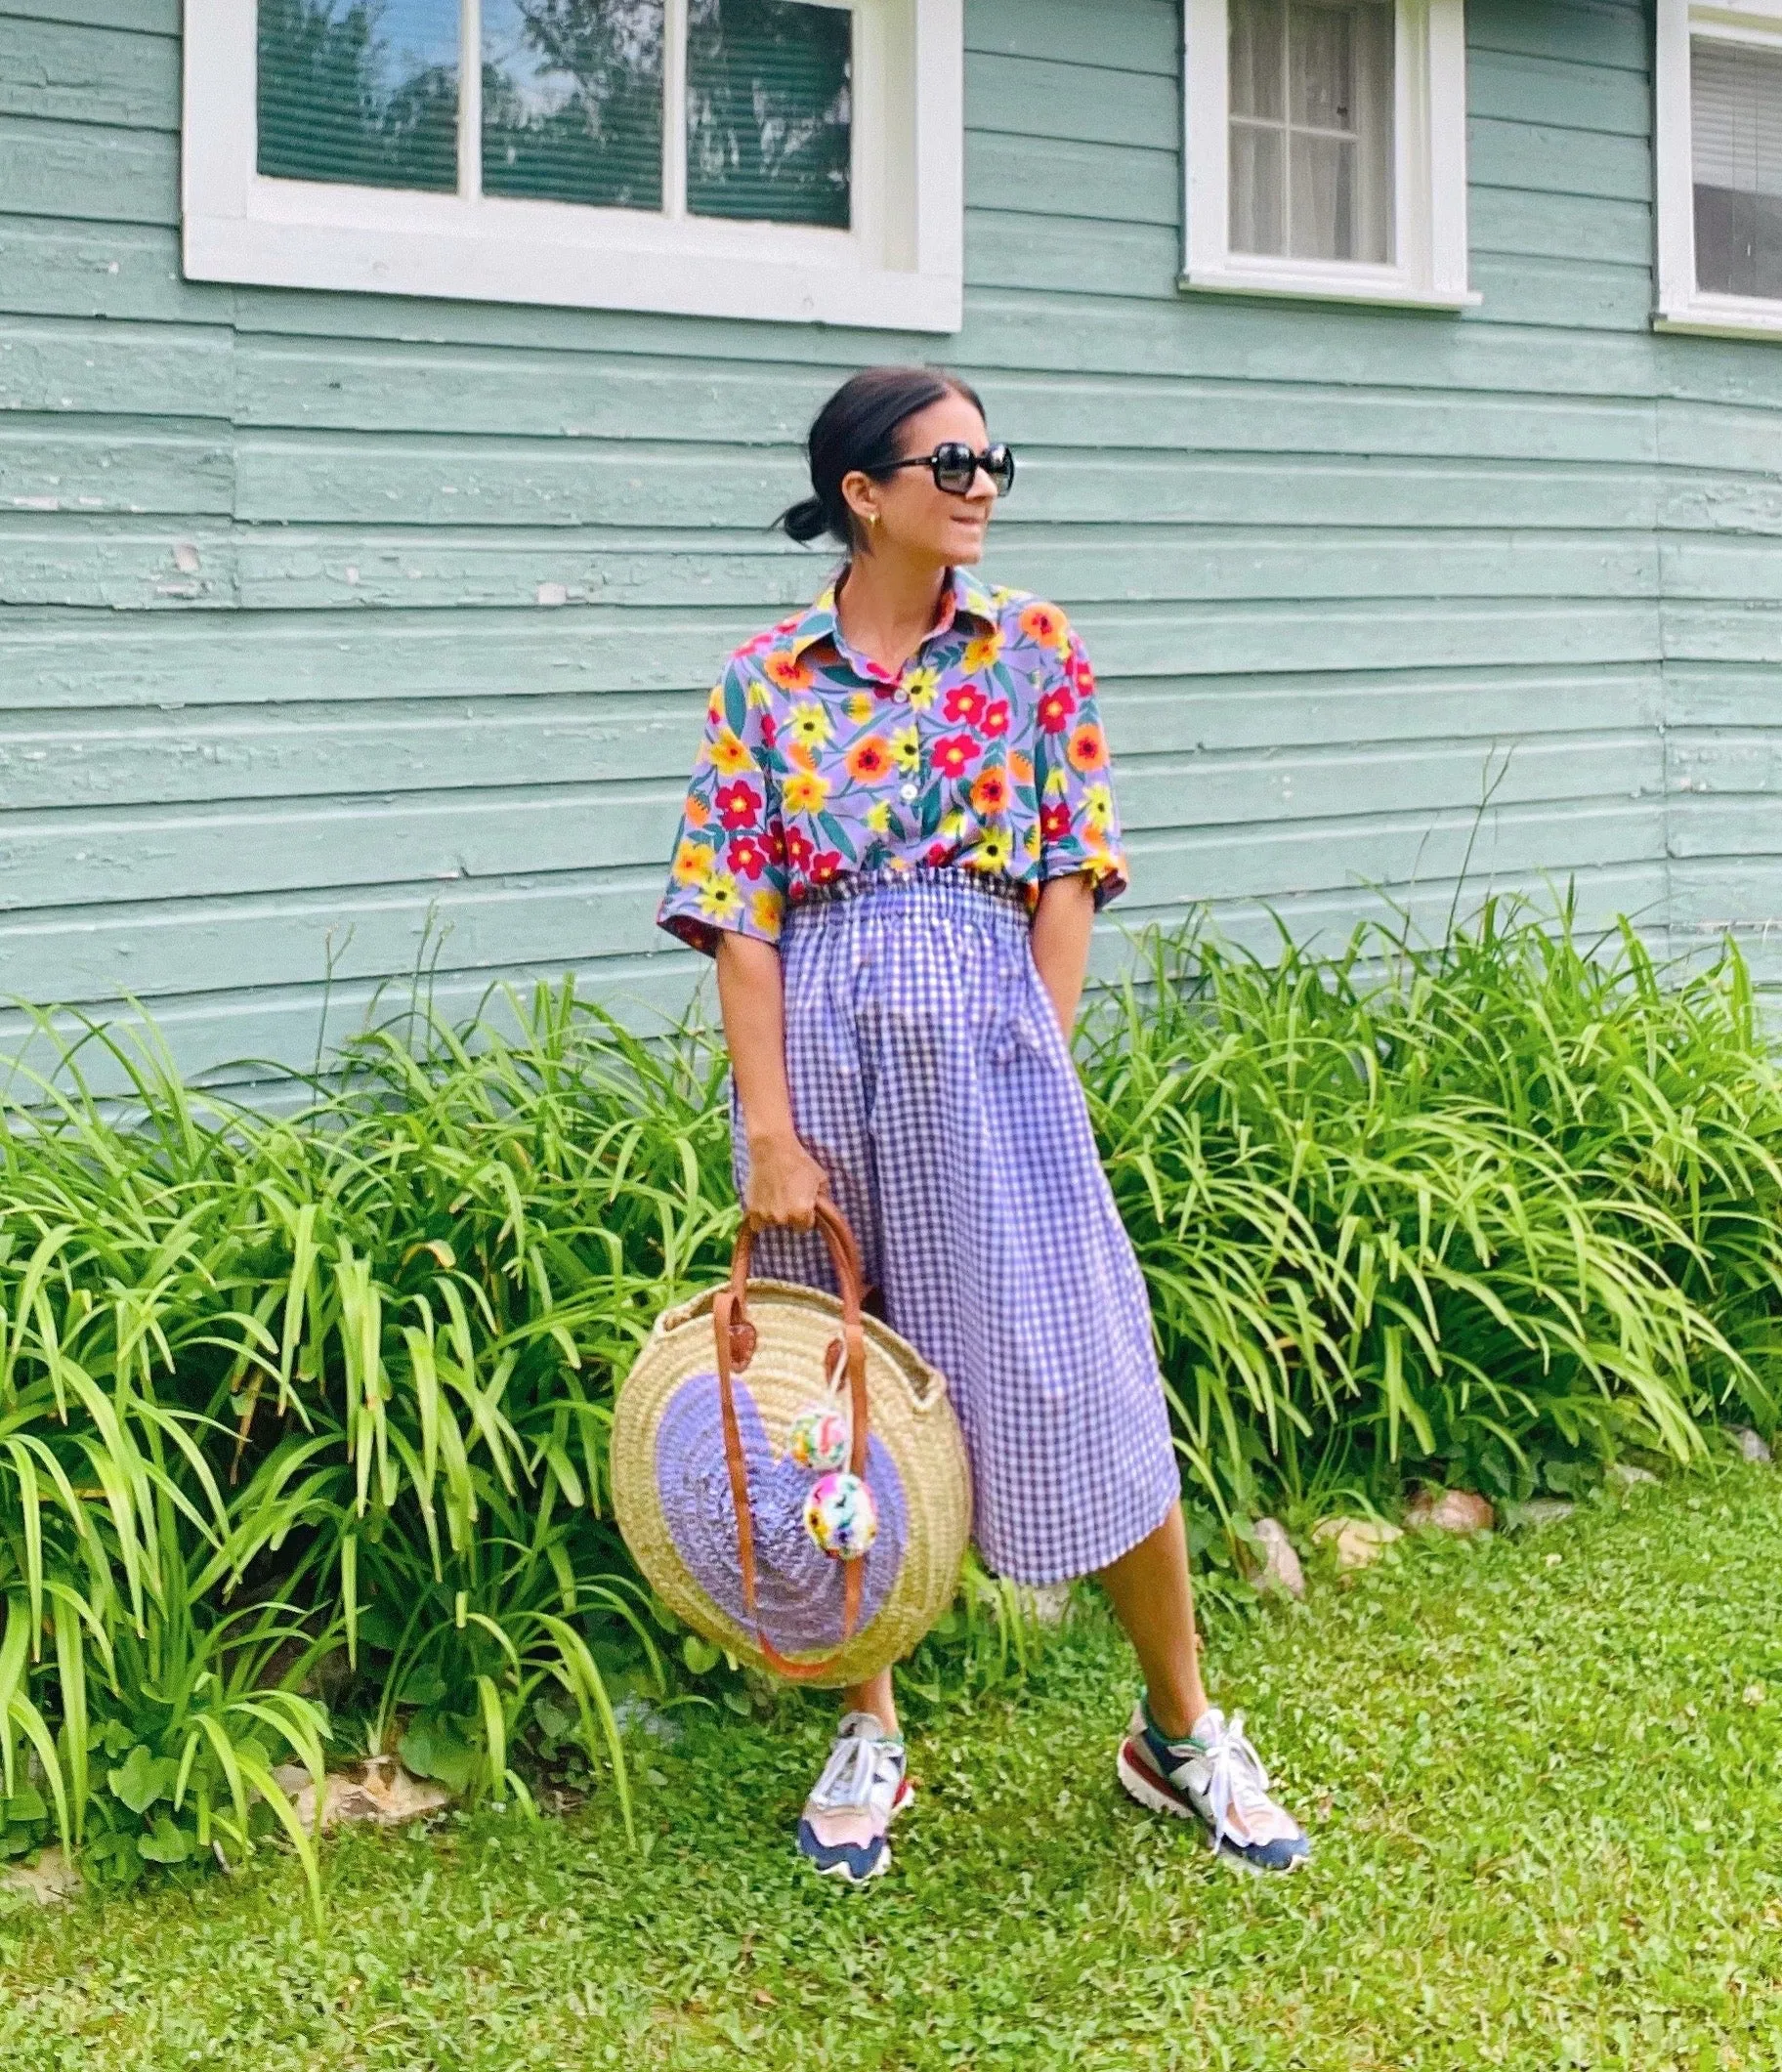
[1180, 0, 1475, 311]
[1656, 0, 1782, 339]
[182, 0, 962, 330]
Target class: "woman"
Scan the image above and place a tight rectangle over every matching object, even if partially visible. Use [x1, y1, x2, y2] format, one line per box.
[657, 366, 1308, 1884]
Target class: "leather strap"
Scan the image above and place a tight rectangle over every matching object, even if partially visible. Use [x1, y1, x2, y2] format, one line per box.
[712, 1200, 871, 1682]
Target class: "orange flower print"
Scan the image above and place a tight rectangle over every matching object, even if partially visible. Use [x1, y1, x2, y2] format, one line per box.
[782, 770, 830, 814]
[970, 766, 1009, 816]
[1067, 722, 1108, 774]
[764, 649, 814, 693]
[1019, 601, 1071, 652]
[672, 837, 715, 886]
[1008, 748, 1035, 784]
[683, 793, 711, 830]
[751, 889, 784, 937]
[961, 629, 1002, 672]
[845, 736, 893, 782]
[932, 733, 982, 780]
[706, 728, 753, 776]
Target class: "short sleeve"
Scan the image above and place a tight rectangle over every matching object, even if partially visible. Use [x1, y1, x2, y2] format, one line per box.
[1031, 627, 1129, 909]
[656, 657, 789, 955]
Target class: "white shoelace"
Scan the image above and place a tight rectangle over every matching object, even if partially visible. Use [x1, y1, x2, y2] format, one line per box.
[811, 1719, 901, 1813]
[1195, 1710, 1282, 1851]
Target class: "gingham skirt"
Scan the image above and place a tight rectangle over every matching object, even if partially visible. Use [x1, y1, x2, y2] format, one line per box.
[734, 867, 1181, 1585]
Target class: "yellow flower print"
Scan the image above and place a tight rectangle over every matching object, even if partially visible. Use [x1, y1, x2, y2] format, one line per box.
[990, 584, 1017, 606]
[782, 770, 830, 814]
[892, 726, 920, 773]
[968, 826, 1014, 872]
[786, 702, 832, 749]
[673, 837, 716, 886]
[706, 729, 753, 776]
[1042, 766, 1071, 799]
[1082, 782, 1115, 833]
[745, 677, 774, 710]
[699, 870, 742, 922]
[705, 685, 725, 725]
[866, 800, 892, 834]
[940, 810, 967, 842]
[902, 665, 941, 711]
[751, 889, 785, 937]
[961, 629, 1003, 671]
[846, 691, 875, 725]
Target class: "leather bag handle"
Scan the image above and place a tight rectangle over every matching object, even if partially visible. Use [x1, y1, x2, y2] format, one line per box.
[711, 1201, 870, 1682]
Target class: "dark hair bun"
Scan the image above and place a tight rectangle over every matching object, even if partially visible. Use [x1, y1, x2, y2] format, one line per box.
[776, 364, 985, 550]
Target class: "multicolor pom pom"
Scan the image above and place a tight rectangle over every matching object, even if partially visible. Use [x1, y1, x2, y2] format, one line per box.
[785, 1404, 850, 1474]
[803, 1470, 878, 1561]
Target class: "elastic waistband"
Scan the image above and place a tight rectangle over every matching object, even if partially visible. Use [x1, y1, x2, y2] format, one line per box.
[784, 865, 1031, 935]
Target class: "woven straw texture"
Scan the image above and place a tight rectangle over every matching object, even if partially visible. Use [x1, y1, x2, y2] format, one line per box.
[613, 1277, 971, 1687]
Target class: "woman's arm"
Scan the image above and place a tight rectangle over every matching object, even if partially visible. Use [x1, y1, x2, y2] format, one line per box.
[1030, 872, 1096, 1036]
[715, 932, 827, 1230]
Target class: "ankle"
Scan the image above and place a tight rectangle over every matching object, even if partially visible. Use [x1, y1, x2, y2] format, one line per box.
[1144, 1689, 1208, 1744]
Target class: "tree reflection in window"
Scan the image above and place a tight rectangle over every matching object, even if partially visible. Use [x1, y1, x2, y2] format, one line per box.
[687, 0, 852, 228]
[483, 0, 665, 210]
[258, 0, 460, 191]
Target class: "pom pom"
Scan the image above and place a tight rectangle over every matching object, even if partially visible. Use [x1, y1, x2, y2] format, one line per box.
[803, 1471, 878, 1561]
[785, 1405, 850, 1474]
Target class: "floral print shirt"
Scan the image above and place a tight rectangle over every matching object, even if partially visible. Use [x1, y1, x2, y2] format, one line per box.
[657, 566, 1129, 954]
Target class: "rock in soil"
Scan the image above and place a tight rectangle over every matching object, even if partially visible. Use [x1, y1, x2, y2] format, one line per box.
[1513, 1498, 1576, 1530]
[1248, 1517, 1306, 1599]
[271, 1755, 452, 1832]
[1608, 1462, 1659, 1489]
[1311, 1517, 1403, 1571]
[1405, 1488, 1496, 1535]
[0, 1847, 81, 1907]
[1733, 1426, 1774, 1465]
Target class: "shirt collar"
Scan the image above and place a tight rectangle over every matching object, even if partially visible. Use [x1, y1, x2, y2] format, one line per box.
[787, 565, 1001, 662]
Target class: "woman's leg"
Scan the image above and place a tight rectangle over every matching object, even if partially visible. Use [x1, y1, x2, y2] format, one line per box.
[843, 1668, 900, 1738]
[1095, 1504, 1207, 1740]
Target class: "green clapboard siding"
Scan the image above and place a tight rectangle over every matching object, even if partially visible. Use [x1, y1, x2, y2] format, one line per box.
[4, 0, 1782, 1078]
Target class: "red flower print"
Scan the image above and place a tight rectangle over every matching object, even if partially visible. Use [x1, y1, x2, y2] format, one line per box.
[760, 712, 779, 750]
[1040, 799, 1073, 844]
[810, 849, 845, 884]
[924, 840, 953, 867]
[1037, 687, 1077, 736]
[764, 649, 814, 693]
[714, 779, 762, 829]
[845, 736, 893, 782]
[980, 699, 1011, 740]
[1067, 722, 1108, 775]
[1068, 646, 1096, 696]
[970, 767, 1009, 816]
[785, 827, 815, 872]
[932, 733, 981, 779]
[727, 834, 769, 880]
[765, 819, 787, 865]
[943, 684, 987, 728]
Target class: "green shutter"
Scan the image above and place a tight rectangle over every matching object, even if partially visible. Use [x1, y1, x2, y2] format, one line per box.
[257, 0, 459, 192]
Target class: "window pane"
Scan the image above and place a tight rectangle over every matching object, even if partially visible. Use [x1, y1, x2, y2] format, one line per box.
[483, 1, 664, 210]
[686, 0, 852, 228]
[1692, 36, 1782, 298]
[259, 0, 460, 190]
[1231, 122, 1286, 253]
[1230, 0, 1285, 121]
[1291, 2, 1354, 131]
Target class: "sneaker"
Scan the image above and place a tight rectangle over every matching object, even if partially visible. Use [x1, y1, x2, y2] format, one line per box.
[795, 1711, 913, 1884]
[1117, 1697, 1310, 1873]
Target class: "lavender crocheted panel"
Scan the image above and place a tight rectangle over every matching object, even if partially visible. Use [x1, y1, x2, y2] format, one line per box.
[655, 1370, 909, 1655]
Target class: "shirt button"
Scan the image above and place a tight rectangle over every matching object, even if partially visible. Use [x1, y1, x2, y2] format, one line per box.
[893, 689, 909, 703]
[900, 782, 918, 802]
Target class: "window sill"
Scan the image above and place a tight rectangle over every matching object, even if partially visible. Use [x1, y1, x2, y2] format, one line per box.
[1178, 266, 1480, 315]
[1655, 296, 1782, 343]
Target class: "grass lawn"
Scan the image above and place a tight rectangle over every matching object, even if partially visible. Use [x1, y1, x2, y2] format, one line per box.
[5, 1465, 1782, 2070]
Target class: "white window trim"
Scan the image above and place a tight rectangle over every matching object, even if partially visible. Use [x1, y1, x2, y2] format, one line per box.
[1655, 0, 1782, 340]
[182, 0, 962, 331]
[1180, 0, 1476, 312]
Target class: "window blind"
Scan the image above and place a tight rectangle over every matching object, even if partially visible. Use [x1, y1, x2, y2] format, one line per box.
[482, 0, 665, 211]
[686, 0, 852, 228]
[257, 0, 459, 191]
[1692, 35, 1782, 298]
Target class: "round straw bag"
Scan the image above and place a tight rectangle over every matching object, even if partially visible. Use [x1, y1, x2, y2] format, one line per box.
[612, 1202, 971, 1688]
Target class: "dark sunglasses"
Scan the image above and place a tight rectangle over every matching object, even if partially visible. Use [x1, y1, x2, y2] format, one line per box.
[881, 441, 1016, 497]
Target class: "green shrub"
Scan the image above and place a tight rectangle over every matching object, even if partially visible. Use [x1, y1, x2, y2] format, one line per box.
[3, 901, 1780, 1901]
